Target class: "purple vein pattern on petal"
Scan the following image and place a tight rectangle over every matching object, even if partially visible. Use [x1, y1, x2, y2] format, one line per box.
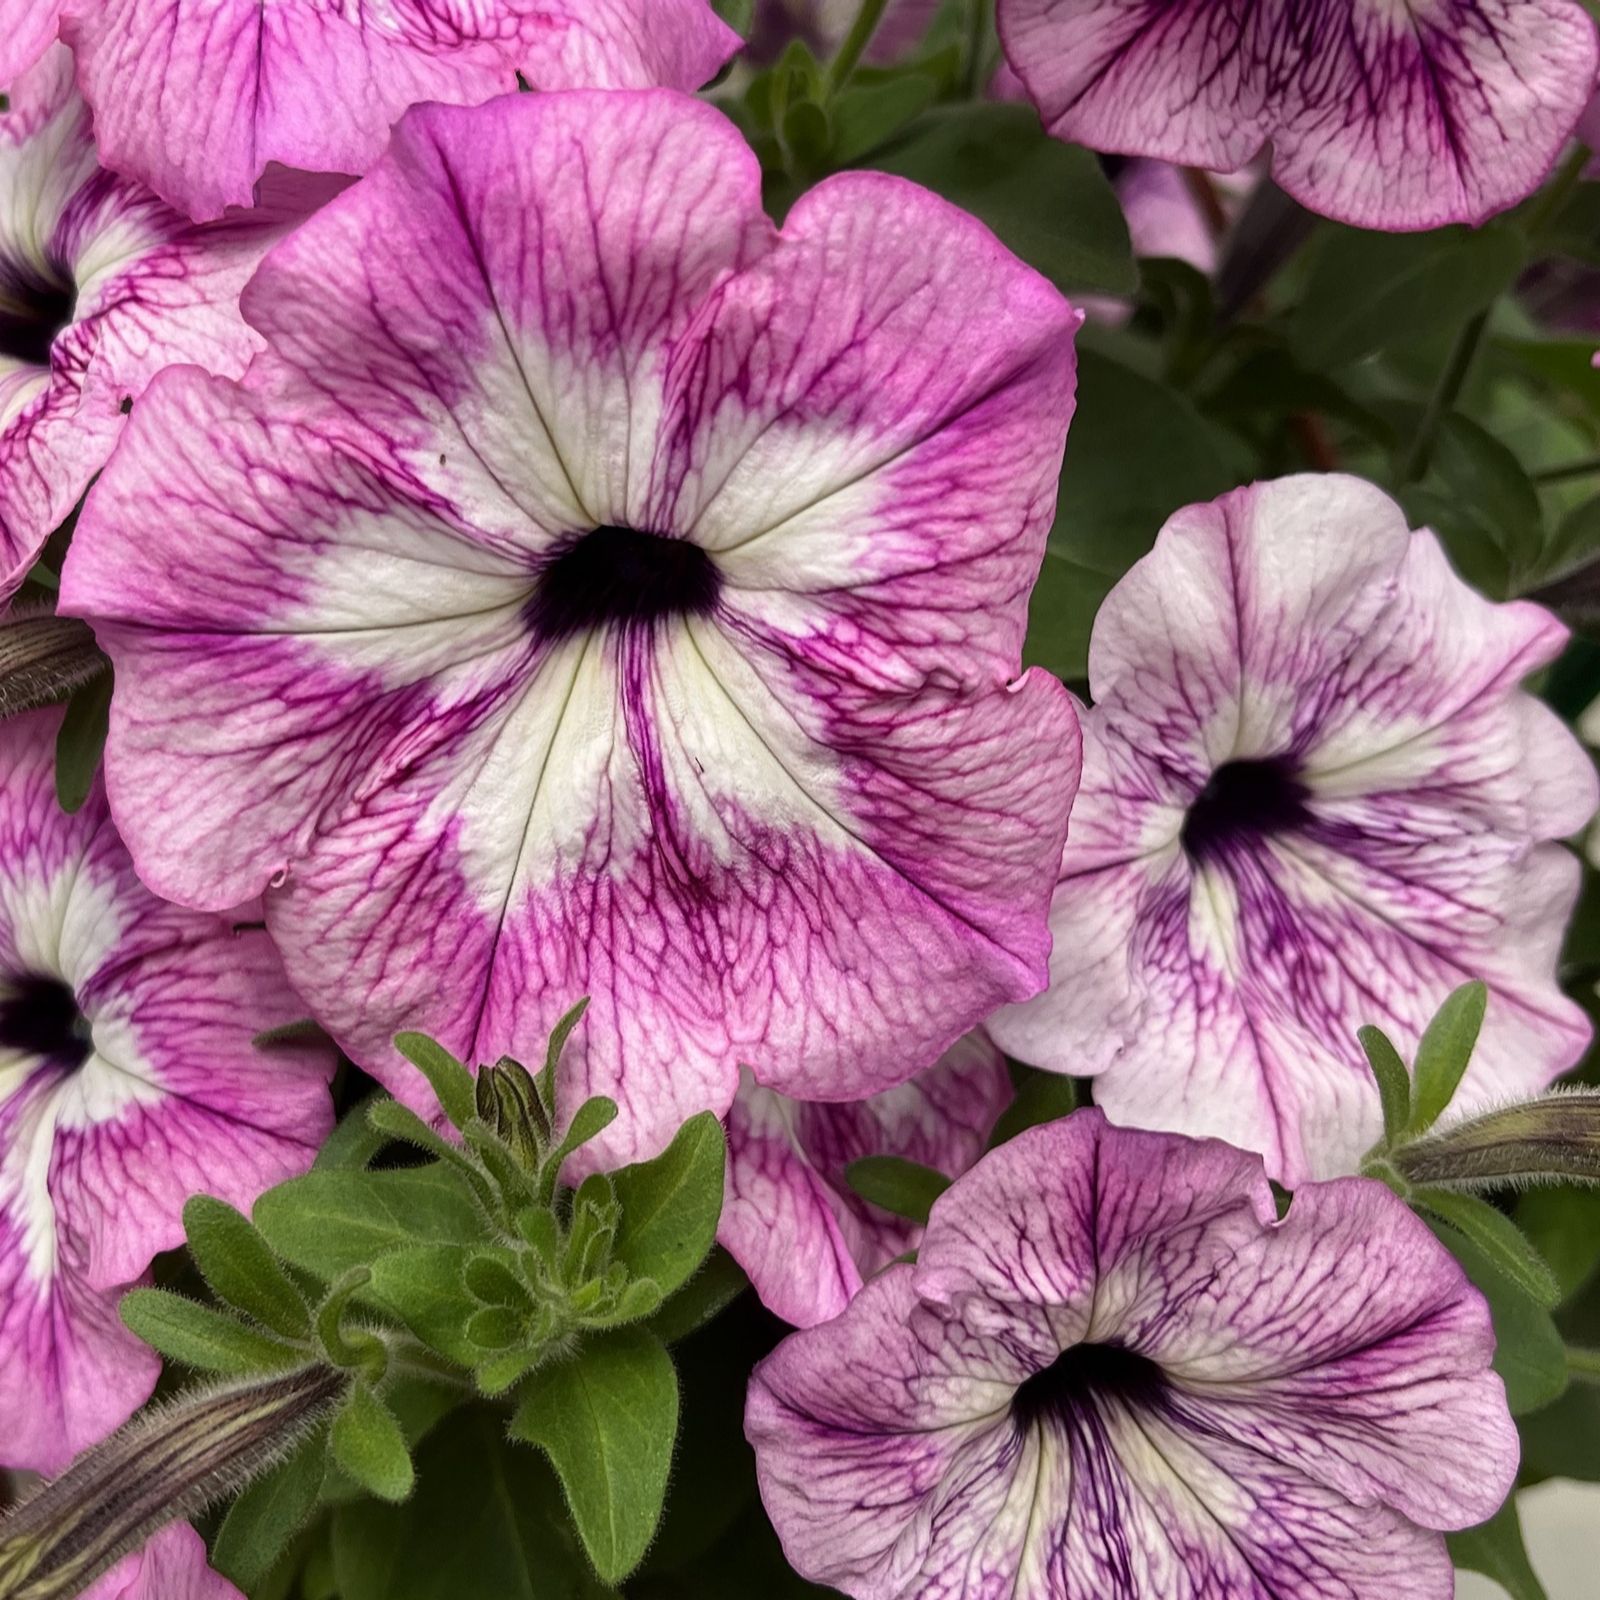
[83, 1523, 243, 1600]
[60, 89, 1082, 1170]
[59, 0, 741, 220]
[996, 0, 1599, 229]
[0, 45, 324, 604]
[746, 1110, 1517, 1600]
[0, 709, 335, 1473]
[720, 1030, 1009, 1327]
[988, 473, 1596, 1184]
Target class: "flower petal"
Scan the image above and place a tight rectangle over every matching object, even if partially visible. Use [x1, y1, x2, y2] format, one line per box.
[0, 0, 60, 83]
[84, 1522, 243, 1600]
[721, 1033, 1009, 1327]
[997, 0, 1599, 228]
[62, 0, 739, 219]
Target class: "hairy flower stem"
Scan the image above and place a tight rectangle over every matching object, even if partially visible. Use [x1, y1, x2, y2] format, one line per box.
[0, 1366, 344, 1600]
[0, 611, 106, 720]
[827, 0, 892, 94]
[1392, 1091, 1600, 1191]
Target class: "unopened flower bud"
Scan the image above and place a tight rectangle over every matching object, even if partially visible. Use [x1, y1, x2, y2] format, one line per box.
[1393, 1090, 1600, 1191]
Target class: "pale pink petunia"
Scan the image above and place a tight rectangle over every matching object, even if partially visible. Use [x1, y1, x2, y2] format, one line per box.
[83, 1524, 241, 1600]
[748, 1111, 1518, 1600]
[0, 708, 335, 1473]
[990, 474, 1596, 1184]
[0, 46, 327, 606]
[720, 1032, 1010, 1327]
[61, 90, 1082, 1171]
[57, 0, 740, 220]
[997, 0, 1599, 229]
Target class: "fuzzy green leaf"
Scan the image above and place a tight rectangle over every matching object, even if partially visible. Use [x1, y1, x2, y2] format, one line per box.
[120, 1288, 306, 1375]
[845, 1155, 950, 1226]
[1407, 982, 1487, 1136]
[331, 1383, 414, 1503]
[1414, 1189, 1561, 1309]
[184, 1196, 310, 1341]
[364, 1244, 482, 1367]
[54, 669, 112, 813]
[393, 1033, 477, 1129]
[610, 1112, 726, 1299]
[1356, 1026, 1412, 1147]
[510, 1328, 679, 1583]
[212, 1434, 328, 1588]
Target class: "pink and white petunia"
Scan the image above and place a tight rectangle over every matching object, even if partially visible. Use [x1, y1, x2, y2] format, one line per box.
[997, 0, 1599, 230]
[0, 46, 327, 607]
[83, 1524, 241, 1600]
[54, 0, 740, 220]
[990, 474, 1595, 1184]
[0, 0, 61, 86]
[720, 1032, 1010, 1328]
[61, 90, 1082, 1170]
[0, 708, 335, 1474]
[747, 1110, 1518, 1600]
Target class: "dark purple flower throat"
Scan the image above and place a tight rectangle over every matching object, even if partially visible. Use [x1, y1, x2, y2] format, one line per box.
[1181, 756, 1314, 863]
[0, 974, 93, 1071]
[528, 525, 722, 644]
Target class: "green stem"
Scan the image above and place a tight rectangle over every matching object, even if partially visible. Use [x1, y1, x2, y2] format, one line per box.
[1534, 455, 1600, 486]
[826, 0, 891, 95]
[1400, 309, 1489, 484]
[1567, 1345, 1600, 1383]
[963, 0, 993, 99]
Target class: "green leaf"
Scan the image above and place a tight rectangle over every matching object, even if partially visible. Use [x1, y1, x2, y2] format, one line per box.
[1518, 1188, 1600, 1302]
[988, 1070, 1086, 1147]
[1424, 1218, 1568, 1415]
[331, 1383, 414, 1503]
[212, 1434, 327, 1589]
[510, 1328, 680, 1583]
[844, 1155, 950, 1226]
[1447, 1495, 1549, 1600]
[537, 997, 592, 1117]
[643, 1248, 748, 1346]
[119, 1288, 306, 1375]
[1407, 982, 1488, 1136]
[254, 1166, 484, 1282]
[1415, 1190, 1561, 1309]
[314, 1096, 388, 1172]
[1356, 1026, 1411, 1147]
[54, 668, 112, 813]
[1291, 223, 1525, 369]
[465, 1306, 524, 1351]
[545, 1095, 620, 1187]
[610, 1112, 726, 1300]
[1431, 417, 1542, 579]
[183, 1196, 310, 1341]
[364, 1244, 481, 1366]
[1027, 350, 1251, 680]
[864, 104, 1136, 297]
[393, 1033, 477, 1129]
[830, 75, 936, 165]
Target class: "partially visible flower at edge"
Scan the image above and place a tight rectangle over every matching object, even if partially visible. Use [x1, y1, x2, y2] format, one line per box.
[60, 88, 1082, 1173]
[989, 473, 1596, 1184]
[0, 708, 336, 1474]
[996, 0, 1599, 230]
[747, 1109, 1517, 1600]
[47, 0, 741, 220]
[0, 45, 331, 608]
[80, 1524, 239, 1600]
[721, 1031, 1010, 1328]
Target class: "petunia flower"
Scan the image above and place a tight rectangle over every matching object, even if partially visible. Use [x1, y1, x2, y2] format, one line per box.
[720, 1032, 1010, 1327]
[988, 474, 1595, 1184]
[42, 0, 741, 221]
[60, 89, 1082, 1171]
[747, 1109, 1518, 1600]
[0, 708, 335, 1474]
[0, 45, 328, 607]
[996, 0, 1599, 230]
[82, 1524, 240, 1600]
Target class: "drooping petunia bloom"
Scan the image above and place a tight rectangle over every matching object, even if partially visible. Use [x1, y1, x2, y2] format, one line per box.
[720, 1032, 1009, 1328]
[51, 0, 740, 221]
[996, 0, 1599, 230]
[988, 474, 1595, 1184]
[83, 1525, 241, 1600]
[0, 708, 335, 1474]
[747, 1110, 1518, 1600]
[0, 46, 329, 608]
[61, 90, 1082, 1171]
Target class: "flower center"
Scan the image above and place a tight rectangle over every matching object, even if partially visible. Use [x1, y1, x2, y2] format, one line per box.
[0, 260, 77, 367]
[527, 524, 722, 644]
[0, 974, 93, 1071]
[1010, 1341, 1167, 1435]
[1180, 756, 1313, 862]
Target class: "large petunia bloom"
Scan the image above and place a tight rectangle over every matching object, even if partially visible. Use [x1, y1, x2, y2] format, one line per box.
[989, 475, 1595, 1184]
[0, 708, 335, 1474]
[0, 46, 325, 607]
[61, 90, 1082, 1170]
[720, 1032, 1009, 1328]
[996, 0, 1599, 230]
[747, 1110, 1517, 1600]
[43, 0, 740, 221]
